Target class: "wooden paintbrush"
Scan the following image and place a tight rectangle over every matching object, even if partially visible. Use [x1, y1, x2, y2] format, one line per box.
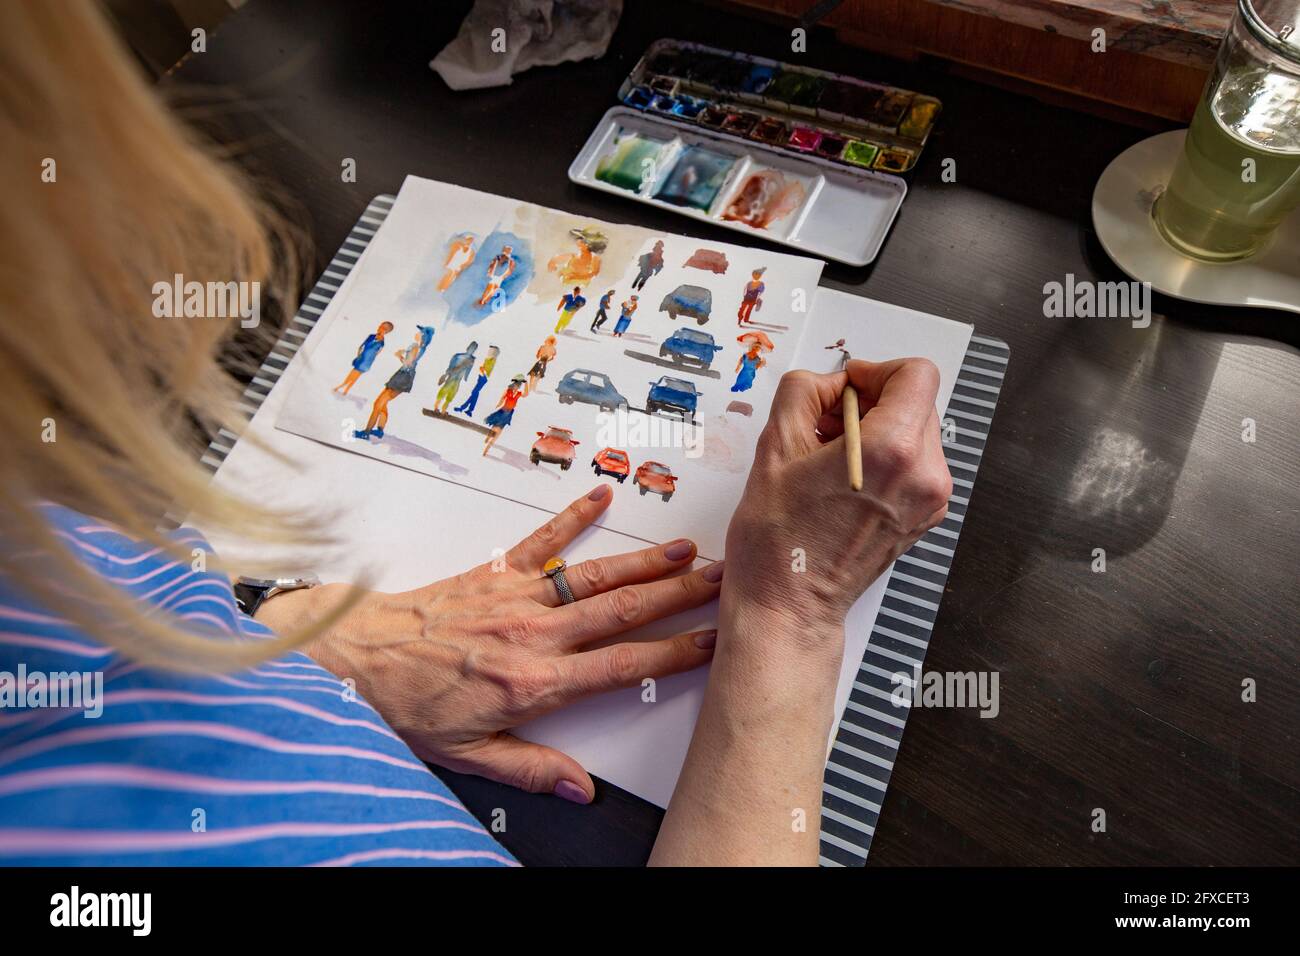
[827, 341, 862, 491]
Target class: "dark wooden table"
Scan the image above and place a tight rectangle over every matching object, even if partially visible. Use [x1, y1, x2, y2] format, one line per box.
[169, 0, 1299, 866]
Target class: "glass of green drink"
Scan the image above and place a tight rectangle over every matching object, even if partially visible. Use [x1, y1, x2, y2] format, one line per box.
[1153, 0, 1300, 262]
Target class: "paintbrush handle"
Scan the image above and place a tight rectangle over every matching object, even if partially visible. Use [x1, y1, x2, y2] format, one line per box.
[842, 383, 863, 492]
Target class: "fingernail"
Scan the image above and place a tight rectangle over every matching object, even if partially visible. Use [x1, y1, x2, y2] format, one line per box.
[588, 484, 611, 501]
[694, 629, 717, 650]
[663, 538, 694, 561]
[554, 780, 591, 804]
[702, 561, 725, 583]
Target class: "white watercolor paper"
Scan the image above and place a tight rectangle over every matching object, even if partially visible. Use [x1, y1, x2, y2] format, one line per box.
[274, 176, 825, 560]
[204, 182, 972, 811]
[518, 289, 971, 805]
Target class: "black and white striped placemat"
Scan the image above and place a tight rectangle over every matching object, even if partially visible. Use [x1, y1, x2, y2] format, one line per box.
[818, 333, 1008, 866]
[199, 194, 1009, 865]
[199, 194, 396, 474]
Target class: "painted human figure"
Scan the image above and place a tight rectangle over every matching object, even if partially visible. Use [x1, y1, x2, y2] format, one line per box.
[334, 320, 393, 394]
[527, 335, 557, 395]
[482, 374, 528, 456]
[737, 267, 766, 325]
[612, 295, 638, 337]
[590, 289, 616, 332]
[433, 341, 478, 413]
[438, 233, 476, 292]
[476, 245, 517, 307]
[454, 345, 499, 417]
[355, 325, 435, 440]
[631, 240, 665, 291]
[731, 342, 766, 393]
[547, 228, 606, 285]
[554, 286, 586, 333]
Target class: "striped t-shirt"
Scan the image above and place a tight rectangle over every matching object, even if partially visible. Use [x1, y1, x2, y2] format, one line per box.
[0, 504, 515, 866]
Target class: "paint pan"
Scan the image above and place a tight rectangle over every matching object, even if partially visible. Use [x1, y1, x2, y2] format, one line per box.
[654, 145, 738, 211]
[842, 140, 879, 168]
[749, 116, 789, 146]
[616, 40, 941, 174]
[899, 98, 942, 140]
[719, 111, 760, 136]
[719, 164, 812, 238]
[594, 130, 673, 193]
[787, 126, 823, 153]
[814, 133, 848, 159]
[570, 107, 906, 266]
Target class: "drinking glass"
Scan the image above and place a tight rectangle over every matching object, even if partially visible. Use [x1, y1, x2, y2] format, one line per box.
[1153, 0, 1300, 262]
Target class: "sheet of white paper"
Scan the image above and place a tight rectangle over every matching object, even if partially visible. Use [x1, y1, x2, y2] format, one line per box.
[791, 288, 972, 753]
[201, 194, 970, 811]
[273, 176, 824, 561]
[520, 290, 971, 805]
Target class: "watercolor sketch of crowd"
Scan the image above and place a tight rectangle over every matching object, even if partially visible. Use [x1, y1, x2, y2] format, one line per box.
[274, 176, 825, 559]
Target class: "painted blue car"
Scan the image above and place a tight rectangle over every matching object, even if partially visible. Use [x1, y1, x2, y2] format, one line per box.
[660, 328, 724, 370]
[646, 375, 699, 420]
[659, 284, 713, 325]
[556, 368, 628, 412]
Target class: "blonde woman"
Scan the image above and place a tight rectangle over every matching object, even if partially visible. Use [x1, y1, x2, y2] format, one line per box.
[0, 3, 951, 866]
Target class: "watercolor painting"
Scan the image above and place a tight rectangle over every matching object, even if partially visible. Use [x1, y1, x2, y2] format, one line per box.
[684, 248, 729, 273]
[354, 325, 435, 441]
[333, 320, 393, 395]
[553, 287, 588, 333]
[661, 328, 724, 370]
[736, 268, 766, 324]
[589, 289, 617, 331]
[591, 446, 631, 482]
[610, 294, 639, 337]
[530, 426, 581, 471]
[438, 233, 477, 291]
[634, 460, 677, 501]
[731, 333, 773, 393]
[442, 230, 534, 324]
[631, 240, 666, 290]
[548, 227, 607, 285]
[452, 344, 499, 417]
[660, 284, 712, 324]
[556, 368, 629, 413]
[274, 175, 823, 559]
[431, 340, 479, 414]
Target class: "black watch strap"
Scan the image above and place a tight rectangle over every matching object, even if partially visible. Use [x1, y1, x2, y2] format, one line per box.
[233, 575, 321, 617]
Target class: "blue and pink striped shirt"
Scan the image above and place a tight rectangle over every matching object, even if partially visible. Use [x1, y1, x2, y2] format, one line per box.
[0, 504, 515, 866]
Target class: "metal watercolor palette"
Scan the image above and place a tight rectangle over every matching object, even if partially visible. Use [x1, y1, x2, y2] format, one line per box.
[569, 106, 907, 266]
[621, 39, 942, 175]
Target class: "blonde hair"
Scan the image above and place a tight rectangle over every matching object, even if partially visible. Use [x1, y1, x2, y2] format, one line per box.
[0, 1, 334, 671]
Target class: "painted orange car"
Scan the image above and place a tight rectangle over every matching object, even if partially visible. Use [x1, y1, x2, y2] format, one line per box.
[530, 426, 580, 470]
[634, 460, 677, 501]
[592, 447, 630, 482]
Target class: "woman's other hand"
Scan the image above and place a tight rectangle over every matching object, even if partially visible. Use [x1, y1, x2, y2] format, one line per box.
[255, 484, 721, 804]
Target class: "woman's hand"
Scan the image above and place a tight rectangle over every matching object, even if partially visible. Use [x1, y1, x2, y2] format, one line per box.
[723, 357, 953, 655]
[254, 484, 721, 804]
[652, 358, 951, 865]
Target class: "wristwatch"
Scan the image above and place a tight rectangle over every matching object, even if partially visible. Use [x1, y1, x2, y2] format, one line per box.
[233, 574, 321, 617]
